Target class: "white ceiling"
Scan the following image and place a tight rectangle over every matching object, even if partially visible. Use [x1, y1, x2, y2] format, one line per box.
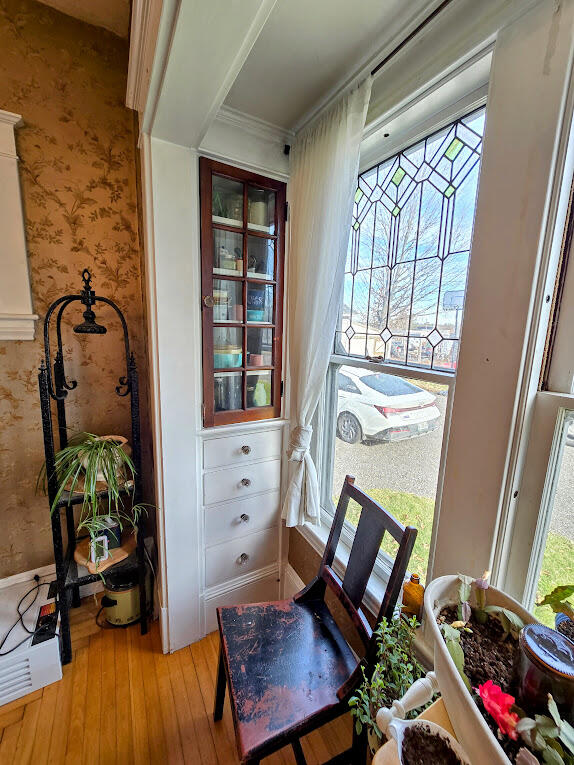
[224, 0, 434, 130]
[35, 0, 131, 38]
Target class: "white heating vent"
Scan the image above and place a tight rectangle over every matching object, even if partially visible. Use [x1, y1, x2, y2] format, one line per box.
[0, 578, 62, 707]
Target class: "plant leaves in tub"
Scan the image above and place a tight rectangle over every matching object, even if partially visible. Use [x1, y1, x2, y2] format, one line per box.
[440, 622, 471, 691]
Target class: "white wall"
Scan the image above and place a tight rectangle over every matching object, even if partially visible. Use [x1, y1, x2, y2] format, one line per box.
[433, 0, 574, 580]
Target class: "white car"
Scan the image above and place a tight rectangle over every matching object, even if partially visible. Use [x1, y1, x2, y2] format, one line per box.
[336, 366, 441, 444]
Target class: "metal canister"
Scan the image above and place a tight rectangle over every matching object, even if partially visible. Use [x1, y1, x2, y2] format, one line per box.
[518, 624, 574, 724]
[102, 569, 148, 626]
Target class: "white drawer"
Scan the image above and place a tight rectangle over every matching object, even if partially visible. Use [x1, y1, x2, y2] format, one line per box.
[205, 527, 278, 588]
[203, 428, 282, 470]
[205, 491, 280, 547]
[204, 573, 280, 633]
[203, 459, 280, 506]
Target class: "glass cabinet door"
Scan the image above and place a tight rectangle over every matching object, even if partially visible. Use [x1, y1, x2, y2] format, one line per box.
[200, 158, 285, 426]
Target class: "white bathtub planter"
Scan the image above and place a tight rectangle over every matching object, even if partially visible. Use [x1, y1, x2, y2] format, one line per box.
[423, 575, 538, 765]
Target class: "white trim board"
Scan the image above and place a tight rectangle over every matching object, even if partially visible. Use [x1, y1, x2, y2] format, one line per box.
[0, 563, 102, 599]
[0, 110, 37, 341]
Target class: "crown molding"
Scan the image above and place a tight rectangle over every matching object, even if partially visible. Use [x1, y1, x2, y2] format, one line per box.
[216, 105, 294, 146]
[126, 0, 163, 112]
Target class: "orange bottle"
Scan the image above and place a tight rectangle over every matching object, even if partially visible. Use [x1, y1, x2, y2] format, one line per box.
[402, 574, 424, 621]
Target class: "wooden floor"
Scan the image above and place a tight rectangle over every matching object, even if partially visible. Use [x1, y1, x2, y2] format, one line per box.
[0, 595, 353, 764]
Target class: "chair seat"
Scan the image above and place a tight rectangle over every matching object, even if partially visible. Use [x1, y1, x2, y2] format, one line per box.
[217, 598, 357, 761]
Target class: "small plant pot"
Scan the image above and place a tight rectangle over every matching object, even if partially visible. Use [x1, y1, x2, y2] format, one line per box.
[80, 435, 129, 483]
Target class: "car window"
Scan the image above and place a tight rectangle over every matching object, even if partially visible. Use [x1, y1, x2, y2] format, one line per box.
[337, 372, 361, 394]
[361, 373, 422, 396]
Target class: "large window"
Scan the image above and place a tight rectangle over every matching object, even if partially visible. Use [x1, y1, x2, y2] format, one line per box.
[318, 108, 486, 583]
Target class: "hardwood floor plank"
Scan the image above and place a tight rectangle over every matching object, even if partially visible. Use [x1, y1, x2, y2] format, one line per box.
[165, 647, 203, 764]
[65, 644, 89, 764]
[14, 696, 41, 765]
[127, 625, 150, 765]
[0, 721, 21, 762]
[151, 625, 185, 764]
[178, 647, 218, 765]
[0, 705, 24, 731]
[189, 639, 238, 765]
[83, 631, 103, 765]
[47, 663, 73, 763]
[140, 627, 167, 763]
[100, 626, 118, 765]
[114, 628, 134, 765]
[30, 681, 58, 765]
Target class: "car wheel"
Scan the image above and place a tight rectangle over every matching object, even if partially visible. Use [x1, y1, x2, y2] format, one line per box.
[337, 412, 362, 444]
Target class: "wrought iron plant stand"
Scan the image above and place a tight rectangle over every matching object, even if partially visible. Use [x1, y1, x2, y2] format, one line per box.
[38, 269, 148, 664]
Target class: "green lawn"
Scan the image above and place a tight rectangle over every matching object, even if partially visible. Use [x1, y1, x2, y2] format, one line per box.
[343, 488, 574, 626]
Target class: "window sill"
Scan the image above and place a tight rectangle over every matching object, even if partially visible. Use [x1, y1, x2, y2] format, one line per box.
[294, 521, 434, 668]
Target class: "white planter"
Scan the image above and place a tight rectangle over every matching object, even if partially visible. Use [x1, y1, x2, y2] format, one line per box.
[423, 575, 538, 765]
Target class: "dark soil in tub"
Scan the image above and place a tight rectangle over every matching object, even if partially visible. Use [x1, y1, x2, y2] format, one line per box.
[440, 605, 519, 692]
[402, 722, 463, 765]
[557, 617, 574, 641]
[439, 605, 523, 762]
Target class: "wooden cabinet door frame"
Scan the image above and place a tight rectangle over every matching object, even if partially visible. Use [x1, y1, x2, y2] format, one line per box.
[200, 157, 286, 427]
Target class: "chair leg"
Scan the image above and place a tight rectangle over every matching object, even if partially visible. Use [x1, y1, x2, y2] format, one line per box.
[351, 725, 367, 765]
[214, 642, 226, 721]
[292, 739, 307, 765]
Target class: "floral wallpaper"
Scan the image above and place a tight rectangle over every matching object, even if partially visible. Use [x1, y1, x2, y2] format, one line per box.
[0, 0, 152, 577]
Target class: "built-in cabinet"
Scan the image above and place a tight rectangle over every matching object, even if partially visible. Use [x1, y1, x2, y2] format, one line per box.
[198, 158, 288, 635]
[199, 158, 286, 427]
[201, 421, 284, 632]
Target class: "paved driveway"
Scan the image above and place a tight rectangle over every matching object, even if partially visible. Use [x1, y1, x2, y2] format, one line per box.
[333, 394, 573, 541]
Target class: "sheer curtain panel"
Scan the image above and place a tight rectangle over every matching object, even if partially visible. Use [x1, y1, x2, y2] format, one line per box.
[282, 78, 372, 527]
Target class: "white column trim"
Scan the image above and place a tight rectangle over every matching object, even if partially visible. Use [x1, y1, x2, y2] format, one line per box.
[0, 110, 37, 341]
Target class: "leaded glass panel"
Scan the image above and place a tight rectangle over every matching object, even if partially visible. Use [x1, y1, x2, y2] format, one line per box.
[336, 107, 486, 372]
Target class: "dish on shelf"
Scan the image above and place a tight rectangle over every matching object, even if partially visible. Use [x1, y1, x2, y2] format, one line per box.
[214, 346, 243, 368]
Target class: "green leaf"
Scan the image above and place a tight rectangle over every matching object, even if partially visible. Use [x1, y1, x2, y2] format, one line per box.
[543, 747, 566, 765]
[441, 623, 462, 642]
[538, 586, 574, 608]
[536, 715, 560, 738]
[445, 639, 470, 690]
[517, 718, 537, 733]
[548, 696, 562, 728]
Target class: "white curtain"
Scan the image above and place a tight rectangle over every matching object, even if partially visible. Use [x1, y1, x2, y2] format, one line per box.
[282, 78, 372, 528]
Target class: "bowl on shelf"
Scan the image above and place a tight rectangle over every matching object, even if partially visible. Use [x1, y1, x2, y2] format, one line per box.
[214, 346, 242, 368]
[246, 309, 265, 322]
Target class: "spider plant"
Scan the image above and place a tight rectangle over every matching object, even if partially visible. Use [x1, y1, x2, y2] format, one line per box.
[38, 432, 148, 560]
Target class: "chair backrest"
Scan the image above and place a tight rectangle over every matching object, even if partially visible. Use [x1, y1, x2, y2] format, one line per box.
[296, 474, 417, 686]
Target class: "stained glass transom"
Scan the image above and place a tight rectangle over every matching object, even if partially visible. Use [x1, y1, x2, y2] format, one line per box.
[335, 107, 486, 372]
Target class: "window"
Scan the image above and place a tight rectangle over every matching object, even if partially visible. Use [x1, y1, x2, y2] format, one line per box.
[317, 107, 486, 583]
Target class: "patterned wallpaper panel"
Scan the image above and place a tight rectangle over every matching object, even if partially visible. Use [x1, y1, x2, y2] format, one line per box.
[0, 0, 151, 577]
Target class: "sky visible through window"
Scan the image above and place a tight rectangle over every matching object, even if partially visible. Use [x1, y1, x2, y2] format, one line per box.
[335, 107, 486, 372]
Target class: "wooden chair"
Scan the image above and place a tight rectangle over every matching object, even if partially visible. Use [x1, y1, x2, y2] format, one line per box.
[213, 475, 418, 765]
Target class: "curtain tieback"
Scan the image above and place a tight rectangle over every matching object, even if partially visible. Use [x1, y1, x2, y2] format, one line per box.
[287, 425, 312, 462]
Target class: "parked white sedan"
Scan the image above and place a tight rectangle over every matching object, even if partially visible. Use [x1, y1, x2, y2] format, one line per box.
[336, 366, 441, 444]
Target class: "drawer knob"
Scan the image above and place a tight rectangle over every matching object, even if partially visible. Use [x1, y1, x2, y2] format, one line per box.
[237, 553, 249, 565]
[240, 513, 250, 523]
[240, 478, 251, 487]
[241, 445, 251, 455]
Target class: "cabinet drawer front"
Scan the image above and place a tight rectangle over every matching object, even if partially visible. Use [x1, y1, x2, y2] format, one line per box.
[205, 527, 278, 588]
[203, 429, 282, 470]
[204, 574, 279, 633]
[205, 492, 280, 547]
[203, 460, 280, 505]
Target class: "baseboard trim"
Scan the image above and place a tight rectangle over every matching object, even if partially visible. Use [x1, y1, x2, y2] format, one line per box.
[0, 563, 103, 599]
[0, 564, 56, 590]
[282, 563, 305, 598]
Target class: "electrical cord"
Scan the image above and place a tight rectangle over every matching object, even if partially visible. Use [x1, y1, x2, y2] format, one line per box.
[0, 576, 56, 656]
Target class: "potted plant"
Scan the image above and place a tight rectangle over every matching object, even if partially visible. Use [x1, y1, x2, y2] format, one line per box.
[349, 615, 427, 754]
[537, 585, 574, 641]
[38, 432, 148, 569]
[424, 574, 574, 764]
